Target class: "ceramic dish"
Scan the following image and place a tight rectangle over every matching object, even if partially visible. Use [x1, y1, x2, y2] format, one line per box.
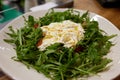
[0, 9, 120, 80]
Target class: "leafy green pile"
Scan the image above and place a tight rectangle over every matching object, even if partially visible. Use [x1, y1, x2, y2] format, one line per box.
[4, 9, 116, 80]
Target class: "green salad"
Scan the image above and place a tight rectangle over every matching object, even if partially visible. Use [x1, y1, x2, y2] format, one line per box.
[4, 9, 116, 80]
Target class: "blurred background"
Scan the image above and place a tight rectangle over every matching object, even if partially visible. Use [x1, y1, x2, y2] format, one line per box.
[0, 0, 73, 24]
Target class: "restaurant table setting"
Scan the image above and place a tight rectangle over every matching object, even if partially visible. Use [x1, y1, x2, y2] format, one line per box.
[0, 0, 120, 80]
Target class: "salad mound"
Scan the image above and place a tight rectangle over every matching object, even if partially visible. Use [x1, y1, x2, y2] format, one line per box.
[4, 9, 116, 80]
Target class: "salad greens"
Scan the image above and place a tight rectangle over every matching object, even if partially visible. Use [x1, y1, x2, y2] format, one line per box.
[4, 9, 116, 80]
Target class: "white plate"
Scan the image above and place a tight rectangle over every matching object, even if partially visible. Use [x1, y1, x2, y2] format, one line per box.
[0, 9, 120, 80]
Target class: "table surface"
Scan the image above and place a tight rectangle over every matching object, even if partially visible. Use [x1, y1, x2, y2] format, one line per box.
[0, 0, 120, 80]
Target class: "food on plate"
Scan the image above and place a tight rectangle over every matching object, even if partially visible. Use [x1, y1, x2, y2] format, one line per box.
[4, 9, 116, 80]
